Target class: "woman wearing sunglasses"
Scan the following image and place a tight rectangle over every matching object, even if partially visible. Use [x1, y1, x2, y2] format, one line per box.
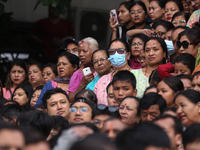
[94, 39, 132, 105]
[177, 28, 200, 58]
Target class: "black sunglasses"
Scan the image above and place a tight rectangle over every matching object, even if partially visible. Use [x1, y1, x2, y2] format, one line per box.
[176, 41, 194, 49]
[97, 104, 118, 112]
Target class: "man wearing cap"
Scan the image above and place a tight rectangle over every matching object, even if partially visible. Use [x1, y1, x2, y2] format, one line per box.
[68, 98, 96, 124]
[42, 88, 70, 120]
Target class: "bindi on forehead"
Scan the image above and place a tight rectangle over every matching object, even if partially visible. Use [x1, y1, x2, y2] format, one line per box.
[176, 17, 179, 19]
[115, 41, 118, 43]
[109, 124, 113, 131]
[196, 75, 199, 79]
[146, 109, 149, 113]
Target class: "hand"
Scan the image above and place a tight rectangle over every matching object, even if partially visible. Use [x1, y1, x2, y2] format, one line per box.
[109, 17, 119, 31]
[70, 126, 94, 139]
[80, 72, 94, 88]
[142, 29, 153, 37]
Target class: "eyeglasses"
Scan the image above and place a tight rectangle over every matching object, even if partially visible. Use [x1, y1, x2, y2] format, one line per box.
[176, 41, 194, 49]
[92, 119, 104, 126]
[130, 10, 145, 15]
[131, 42, 143, 47]
[108, 48, 126, 55]
[172, 20, 186, 24]
[93, 57, 108, 65]
[97, 104, 118, 112]
[69, 106, 88, 113]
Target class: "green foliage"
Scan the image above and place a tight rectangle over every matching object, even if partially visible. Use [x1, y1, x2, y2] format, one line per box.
[34, 0, 72, 15]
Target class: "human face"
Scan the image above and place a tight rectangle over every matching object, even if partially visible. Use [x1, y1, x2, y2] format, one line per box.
[191, 0, 200, 10]
[118, 4, 131, 24]
[13, 88, 28, 106]
[93, 50, 111, 77]
[46, 93, 70, 119]
[92, 115, 110, 129]
[180, 78, 192, 90]
[157, 81, 176, 107]
[68, 102, 92, 124]
[30, 89, 42, 107]
[154, 118, 180, 149]
[101, 119, 127, 141]
[145, 40, 166, 67]
[130, 4, 146, 24]
[154, 25, 167, 39]
[78, 42, 93, 66]
[165, 30, 172, 41]
[107, 85, 118, 107]
[139, 51, 147, 68]
[0, 129, 24, 150]
[24, 141, 50, 150]
[178, 35, 198, 58]
[175, 95, 200, 127]
[119, 98, 139, 126]
[149, 1, 164, 21]
[141, 104, 161, 122]
[10, 65, 26, 88]
[174, 62, 191, 76]
[66, 43, 79, 55]
[171, 28, 185, 53]
[42, 67, 56, 84]
[164, 1, 180, 22]
[57, 56, 76, 78]
[181, 0, 190, 13]
[130, 38, 144, 58]
[172, 15, 187, 27]
[28, 65, 43, 88]
[113, 81, 137, 105]
[192, 75, 200, 92]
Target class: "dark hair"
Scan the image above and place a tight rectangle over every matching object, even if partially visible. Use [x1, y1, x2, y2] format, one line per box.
[109, 38, 130, 53]
[164, 0, 183, 11]
[152, 19, 174, 31]
[28, 62, 44, 72]
[192, 71, 200, 80]
[172, 12, 190, 23]
[91, 49, 109, 67]
[112, 70, 136, 89]
[129, 33, 149, 45]
[130, 1, 147, 14]
[139, 92, 167, 115]
[149, 69, 161, 85]
[5, 59, 28, 90]
[119, 1, 133, 11]
[57, 51, 80, 70]
[174, 89, 200, 104]
[43, 63, 58, 76]
[178, 28, 200, 45]
[144, 37, 168, 63]
[106, 82, 113, 94]
[176, 74, 192, 81]
[42, 88, 69, 109]
[154, 114, 183, 135]
[0, 120, 20, 131]
[75, 90, 97, 104]
[17, 109, 53, 138]
[12, 84, 33, 110]
[35, 85, 44, 90]
[164, 106, 176, 113]
[51, 115, 69, 130]
[144, 85, 157, 95]
[174, 53, 195, 74]
[149, 0, 165, 8]
[0, 104, 22, 122]
[161, 77, 184, 93]
[183, 124, 200, 148]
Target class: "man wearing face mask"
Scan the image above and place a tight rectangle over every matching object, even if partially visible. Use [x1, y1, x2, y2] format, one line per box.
[94, 39, 133, 105]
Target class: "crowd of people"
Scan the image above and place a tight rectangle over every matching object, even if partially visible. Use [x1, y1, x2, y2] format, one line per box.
[1, 0, 200, 149]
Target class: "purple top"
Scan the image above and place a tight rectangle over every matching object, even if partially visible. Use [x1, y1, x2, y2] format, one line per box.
[68, 70, 84, 93]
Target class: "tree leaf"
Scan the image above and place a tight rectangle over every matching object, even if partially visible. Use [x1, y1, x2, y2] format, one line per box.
[40, 0, 52, 6]
[34, 0, 41, 11]
[0, 3, 4, 15]
[51, 0, 60, 7]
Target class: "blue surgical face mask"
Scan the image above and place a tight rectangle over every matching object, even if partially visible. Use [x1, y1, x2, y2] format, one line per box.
[165, 40, 175, 56]
[108, 53, 126, 68]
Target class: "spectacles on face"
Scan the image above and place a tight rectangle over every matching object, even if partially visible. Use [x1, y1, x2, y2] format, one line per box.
[93, 57, 108, 65]
[176, 41, 194, 49]
[172, 20, 186, 25]
[131, 42, 143, 47]
[69, 107, 88, 113]
[129, 10, 145, 15]
[151, 32, 166, 38]
[97, 104, 118, 112]
[108, 48, 126, 55]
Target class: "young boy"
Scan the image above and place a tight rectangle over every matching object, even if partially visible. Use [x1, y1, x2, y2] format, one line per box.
[111, 70, 137, 106]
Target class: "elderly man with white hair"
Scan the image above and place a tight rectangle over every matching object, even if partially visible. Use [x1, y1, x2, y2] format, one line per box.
[68, 37, 99, 102]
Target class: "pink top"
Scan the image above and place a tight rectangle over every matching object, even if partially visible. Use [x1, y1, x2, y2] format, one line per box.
[94, 73, 112, 105]
[3, 87, 14, 100]
[129, 58, 141, 69]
